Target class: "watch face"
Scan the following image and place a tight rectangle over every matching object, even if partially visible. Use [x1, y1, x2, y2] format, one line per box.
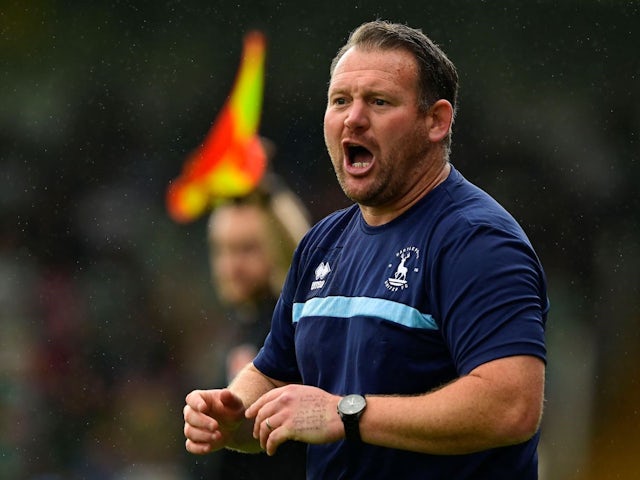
[339, 394, 366, 415]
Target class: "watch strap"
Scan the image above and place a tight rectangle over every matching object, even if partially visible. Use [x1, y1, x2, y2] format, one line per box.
[342, 414, 362, 442]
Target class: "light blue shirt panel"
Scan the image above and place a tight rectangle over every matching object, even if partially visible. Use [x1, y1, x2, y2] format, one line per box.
[292, 296, 437, 330]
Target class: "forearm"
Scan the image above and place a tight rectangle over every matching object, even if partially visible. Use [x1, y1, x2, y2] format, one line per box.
[359, 356, 544, 455]
[225, 362, 282, 452]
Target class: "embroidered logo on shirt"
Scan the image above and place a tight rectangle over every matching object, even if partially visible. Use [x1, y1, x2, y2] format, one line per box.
[385, 246, 420, 292]
[311, 261, 331, 290]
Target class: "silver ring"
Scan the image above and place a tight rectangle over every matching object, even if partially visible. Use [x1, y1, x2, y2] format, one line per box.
[265, 418, 274, 431]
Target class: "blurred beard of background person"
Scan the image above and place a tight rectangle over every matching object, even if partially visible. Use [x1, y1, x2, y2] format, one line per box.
[193, 169, 311, 479]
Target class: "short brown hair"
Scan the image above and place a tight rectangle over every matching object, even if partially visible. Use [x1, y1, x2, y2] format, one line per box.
[330, 20, 459, 118]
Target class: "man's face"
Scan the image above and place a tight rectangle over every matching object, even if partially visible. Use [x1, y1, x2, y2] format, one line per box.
[208, 204, 273, 305]
[324, 46, 433, 209]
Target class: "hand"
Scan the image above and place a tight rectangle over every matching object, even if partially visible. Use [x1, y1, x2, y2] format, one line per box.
[245, 384, 343, 455]
[183, 388, 246, 454]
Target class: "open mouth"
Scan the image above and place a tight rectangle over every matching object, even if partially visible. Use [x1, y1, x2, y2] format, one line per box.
[345, 144, 374, 168]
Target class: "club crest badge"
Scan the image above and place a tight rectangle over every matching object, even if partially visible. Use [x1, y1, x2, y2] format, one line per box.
[385, 246, 420, 291]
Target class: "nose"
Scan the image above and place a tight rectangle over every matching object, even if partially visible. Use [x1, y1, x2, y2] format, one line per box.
[344, 101, 369, 131]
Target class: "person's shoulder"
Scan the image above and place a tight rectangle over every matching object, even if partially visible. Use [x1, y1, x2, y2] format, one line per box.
[433, 166, 533, 249]
[443, 167, 520, 228]
[299, 204, 359, 248]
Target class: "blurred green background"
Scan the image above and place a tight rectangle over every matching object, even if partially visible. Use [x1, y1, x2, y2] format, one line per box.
[1, 1, 638, 479]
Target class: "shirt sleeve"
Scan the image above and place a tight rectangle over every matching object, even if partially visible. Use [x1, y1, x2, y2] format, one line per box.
[432, 223, 548, 375]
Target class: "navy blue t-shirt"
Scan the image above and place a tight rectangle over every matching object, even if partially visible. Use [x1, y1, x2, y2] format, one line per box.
[254, 165, 549, 479]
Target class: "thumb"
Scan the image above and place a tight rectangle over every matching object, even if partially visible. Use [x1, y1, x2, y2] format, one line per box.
[186, 389, 212, 412]
[219, 388, 245, 413]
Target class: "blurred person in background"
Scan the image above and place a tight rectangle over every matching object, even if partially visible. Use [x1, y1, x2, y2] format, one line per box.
[191, 170, 310, 479]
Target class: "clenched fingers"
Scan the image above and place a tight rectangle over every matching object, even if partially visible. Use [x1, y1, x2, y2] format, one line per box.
[183, 402, 216, 431]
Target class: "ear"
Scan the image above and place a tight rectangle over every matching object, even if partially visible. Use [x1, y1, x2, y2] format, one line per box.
[426, 99, 453, 143]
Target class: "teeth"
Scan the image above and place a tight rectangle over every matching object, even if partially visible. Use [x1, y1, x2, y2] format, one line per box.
[352, 162, 370, 168]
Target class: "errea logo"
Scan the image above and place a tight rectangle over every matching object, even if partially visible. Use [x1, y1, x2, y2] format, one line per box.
[311, 262, 331, 290]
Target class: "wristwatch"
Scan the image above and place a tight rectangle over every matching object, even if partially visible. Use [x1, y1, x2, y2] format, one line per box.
[337, 394, 367, 442]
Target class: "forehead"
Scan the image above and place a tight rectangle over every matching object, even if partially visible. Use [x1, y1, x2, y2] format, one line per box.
[209, 204, 268, 239]
[329, 46, 419, 90]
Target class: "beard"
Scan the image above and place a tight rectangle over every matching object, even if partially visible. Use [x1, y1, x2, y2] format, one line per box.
[334, 163, 397, 206]
[331, 128, 433, 207]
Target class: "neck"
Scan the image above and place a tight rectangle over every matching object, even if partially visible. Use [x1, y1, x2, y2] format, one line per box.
[360, 161, 450, 226]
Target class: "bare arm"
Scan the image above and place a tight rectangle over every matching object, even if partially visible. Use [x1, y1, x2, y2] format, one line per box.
[228, 362, 287, 405]
[361, 355, 545, 454]
[246, 355, 544, 456]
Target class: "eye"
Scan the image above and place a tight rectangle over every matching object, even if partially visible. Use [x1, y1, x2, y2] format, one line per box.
[373, 98, 387, 106]
[333, 97, 347, 106]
